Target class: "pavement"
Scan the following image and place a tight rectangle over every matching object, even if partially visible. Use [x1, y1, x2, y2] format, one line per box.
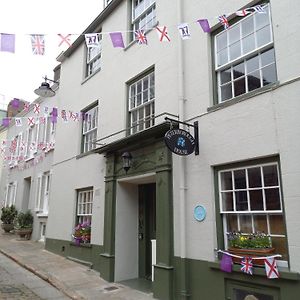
[0, 233, 154, 300]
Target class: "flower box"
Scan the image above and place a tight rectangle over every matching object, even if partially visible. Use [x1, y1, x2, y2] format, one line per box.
[228, 247, 275, 266]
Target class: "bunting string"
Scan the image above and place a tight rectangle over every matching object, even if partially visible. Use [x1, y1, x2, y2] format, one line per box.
[217, 249, 282, 260]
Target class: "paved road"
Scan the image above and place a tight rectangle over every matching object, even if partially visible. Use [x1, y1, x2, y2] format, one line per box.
[0, 252, 69, 300]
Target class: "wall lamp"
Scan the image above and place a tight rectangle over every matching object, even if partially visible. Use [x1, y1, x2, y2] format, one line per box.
[122, 152, 132, 173]
[34, 76, 58, 97]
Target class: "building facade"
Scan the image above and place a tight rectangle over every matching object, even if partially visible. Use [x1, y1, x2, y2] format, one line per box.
[2, 0, 300, 299]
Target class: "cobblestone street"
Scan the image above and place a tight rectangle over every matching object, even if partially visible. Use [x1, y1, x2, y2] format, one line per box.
[0, 252, 69, 300]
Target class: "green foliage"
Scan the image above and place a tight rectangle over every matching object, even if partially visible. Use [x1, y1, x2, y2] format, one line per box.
[227, 231, 272, 249]
[14, 210, 33, 229]
[1, 205, 18, 224]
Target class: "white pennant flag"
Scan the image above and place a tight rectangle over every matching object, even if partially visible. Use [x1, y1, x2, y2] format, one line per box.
[15, 118, 23, 127]
[264, 257, 279, 279]
[178, 23, 191, 40]
[85, 33, 101, 48]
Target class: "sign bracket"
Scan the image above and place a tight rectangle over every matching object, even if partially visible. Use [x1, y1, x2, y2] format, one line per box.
[165, 117, 199, 155]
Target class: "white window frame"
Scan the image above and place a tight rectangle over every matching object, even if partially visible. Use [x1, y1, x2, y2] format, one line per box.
[5, 182, 17, 207]
[218, 162, 287, 266]
[86, 34, 102, 77]
[128, 71, 155, 134]
[77, 189, 93, 225]
[131, 0, 156, 39]
[214, 4, 276, 103]
[25, 123, 39, 159]
[82, 105, 98, 153]
[35, 171, 52, 214]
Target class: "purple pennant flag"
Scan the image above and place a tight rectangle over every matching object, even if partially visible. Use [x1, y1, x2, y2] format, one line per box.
[51, 115, 57, 124]
[0, 33, 15, 53]
[197, 19, 211, 33]
[11, 98, 20, 109]
[220, 253, 233, 273]
[109, 32, 125, 48]
[51, 107, 58, 117]
[2, 118, 10, 128]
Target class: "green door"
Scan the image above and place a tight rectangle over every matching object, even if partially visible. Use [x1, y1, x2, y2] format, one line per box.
[138, 183, 156, 280]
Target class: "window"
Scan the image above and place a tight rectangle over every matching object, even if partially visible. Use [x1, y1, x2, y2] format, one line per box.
[218, 162, 288, 264]
[76, 189, 93, 225]
[35, 171, 52, 214]
[82, 104, 98, 153]
[131, 0, 156, 40]
[25, 124, 38, 159]
[86, 34, 102, 77]
[39, 117, 55, 150]
[214, 4, 277, 103]
[128, 71, 155, 134]
[5, 182, 17, 207]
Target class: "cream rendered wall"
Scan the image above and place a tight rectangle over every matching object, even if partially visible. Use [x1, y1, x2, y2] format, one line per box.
[171, 0, 300, 273]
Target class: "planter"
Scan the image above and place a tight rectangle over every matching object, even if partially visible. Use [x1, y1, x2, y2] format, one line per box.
[15, 228, 32, 240]
[228, 247, 275, 266]
[1, 223, 14, 233]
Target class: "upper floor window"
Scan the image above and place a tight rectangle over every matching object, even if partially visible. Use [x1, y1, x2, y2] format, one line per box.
[128, 71, 155, 134]
[131, 0, 156, 40]
[86, 34, 102, 77]
[218, 161, 288, 266]
[82, 104, 98, 153]
[35, 171, 52, 214]
[214, 4, 277, 103]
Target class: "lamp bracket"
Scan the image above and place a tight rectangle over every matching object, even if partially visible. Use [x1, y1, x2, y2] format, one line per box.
[43, 76, 58, 84]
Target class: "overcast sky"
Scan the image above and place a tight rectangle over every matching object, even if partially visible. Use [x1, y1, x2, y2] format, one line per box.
[0, 0, 103, 109]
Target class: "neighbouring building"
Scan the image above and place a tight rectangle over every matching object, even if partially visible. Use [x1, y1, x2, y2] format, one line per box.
[1, 1, 300, 299]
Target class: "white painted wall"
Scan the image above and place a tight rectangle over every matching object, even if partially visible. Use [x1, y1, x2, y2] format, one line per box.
[115, 181, 138, 282]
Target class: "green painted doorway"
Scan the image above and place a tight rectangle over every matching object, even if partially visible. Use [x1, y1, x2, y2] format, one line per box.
[138, 183, 156, 280]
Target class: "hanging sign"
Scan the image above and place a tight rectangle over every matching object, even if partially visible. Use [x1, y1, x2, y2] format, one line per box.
[164, 128, 195, 155]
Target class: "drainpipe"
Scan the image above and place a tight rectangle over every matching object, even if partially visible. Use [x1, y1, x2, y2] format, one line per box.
[177, 0, 190, 298]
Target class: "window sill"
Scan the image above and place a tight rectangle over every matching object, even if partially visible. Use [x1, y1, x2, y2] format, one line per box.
[208, 81, 280, 113]
[76, 150, 97, 159]
[81, 68, 101, 85]
[70, 241, 92, 248]
[208, 261, 300, 281]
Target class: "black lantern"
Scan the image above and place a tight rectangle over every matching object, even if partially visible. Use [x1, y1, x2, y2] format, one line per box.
[122, 152, 132, 173]
[34, 76, 58, 97]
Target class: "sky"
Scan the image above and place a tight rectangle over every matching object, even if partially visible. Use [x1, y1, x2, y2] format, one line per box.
[0, 0, 103, 109]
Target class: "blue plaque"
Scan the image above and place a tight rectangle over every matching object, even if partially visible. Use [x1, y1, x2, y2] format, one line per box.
[194, 205, 206, 222]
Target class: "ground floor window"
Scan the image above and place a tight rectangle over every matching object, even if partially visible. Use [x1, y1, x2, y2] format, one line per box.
[218, 161, 288, 264]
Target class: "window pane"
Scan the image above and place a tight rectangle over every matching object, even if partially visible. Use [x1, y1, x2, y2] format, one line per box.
[272, 237, 288, 261]
[229, 25, 240, 44]
[217, 48, 228, 66]
[269, 215, 285, 235]
[226, 214, 238, 232]
[253, 215, 268, 233]
[234, 77, 246, 97]
[220, 171, 232, 190]
[242, 34, 255, 54]
[263, 165, 278, 186]
[239, 214, 252, 233]
[221, 192, 233, 211]
[257, 25, 271, 48]
[242, 16, 254, 37]
[233, 62, 244, 79]
[229, 41, 241, 61]
[250, 190, 263, 210]
[235, 191, 248, 211]
[248, 167, 262, 187]
[246, 56, 259, 73]
[261, 48, 275, 66]
[255, 8, 270, 29]
[265, 188, 281, 210]
[262, 64, 276, 86]
[234, 169, 246, 189]
[216, 32, 227, 52]
[220, 84, 232, 101]
[247, 71, 261, 91]
[220, 68, 231, 84]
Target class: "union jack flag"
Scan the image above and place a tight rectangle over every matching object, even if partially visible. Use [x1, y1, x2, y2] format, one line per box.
[241, 257, 253, 275]
[236, 9, 251, 17]
[30, 34, 45, 55]
[135, 30, 147, 45]
[218, 15, 230, 29]
[253, 5, 265, 14]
